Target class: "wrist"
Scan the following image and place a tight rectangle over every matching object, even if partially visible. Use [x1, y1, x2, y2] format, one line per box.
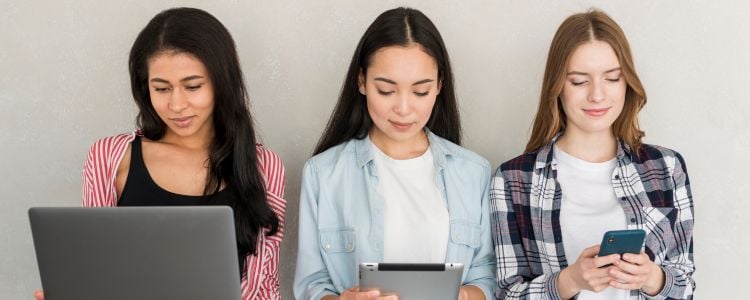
[642, 263, 665, 296]
[557, 268, 580, 299]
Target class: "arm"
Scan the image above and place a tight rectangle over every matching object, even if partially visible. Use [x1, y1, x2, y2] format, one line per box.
[462, 164, 497, 300]
[244, 147, 287, 299]
[490, 170, 563, 300]
[82, 137, 126, 207]
[642, 152, 695, 299]
[293, 161, 338, 300]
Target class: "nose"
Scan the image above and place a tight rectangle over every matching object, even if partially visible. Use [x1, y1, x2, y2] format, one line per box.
[393, 92, 411, 116]
[589, 79, 606, 103]
[168, 89, 188, 112]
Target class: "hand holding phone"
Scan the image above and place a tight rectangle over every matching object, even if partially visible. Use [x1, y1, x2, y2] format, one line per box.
[597, 229, 646, 257]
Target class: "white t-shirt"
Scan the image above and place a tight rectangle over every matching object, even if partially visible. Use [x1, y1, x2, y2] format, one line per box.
[372, 143, 449, 263]
[554, 145, 628, 300]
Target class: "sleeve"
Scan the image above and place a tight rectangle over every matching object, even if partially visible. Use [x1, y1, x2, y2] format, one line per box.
[293, 160, 338, 300]
[82, 137, 121, 207]
[642, 151, 695, 300]
[490, 167, 563, 300]
[243, 147, 287, 300]
[259, 147, 287, 240]
[463, 162, 498, 299]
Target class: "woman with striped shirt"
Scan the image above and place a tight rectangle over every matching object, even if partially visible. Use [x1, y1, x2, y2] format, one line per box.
[34, 7, 286, 300]
[490, 9, 695, 300]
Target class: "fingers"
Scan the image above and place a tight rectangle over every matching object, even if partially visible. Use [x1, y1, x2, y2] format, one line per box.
[622, 252, 649, 265]
[341, 286, 383, 300]
[593, 253, 620, 268]
[580, 245, 601, 258]
[33, 290, 44, 300]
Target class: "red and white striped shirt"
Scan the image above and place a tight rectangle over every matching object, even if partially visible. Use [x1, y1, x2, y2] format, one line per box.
[82, 131, 286, 299]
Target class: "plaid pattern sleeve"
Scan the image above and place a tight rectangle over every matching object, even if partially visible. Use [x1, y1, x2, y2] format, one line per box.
[490, 141, 695, 300]
[490, 151, 565, 300]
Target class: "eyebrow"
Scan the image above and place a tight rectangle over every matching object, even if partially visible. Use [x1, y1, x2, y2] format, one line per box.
[566, 67, 621, 76]
[373, 77, 435, 86]
[150, 75, 205, 84]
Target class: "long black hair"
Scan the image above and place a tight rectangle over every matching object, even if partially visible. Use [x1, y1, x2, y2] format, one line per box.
[128, 7, 278, 278]
[313, 7, 461, 155]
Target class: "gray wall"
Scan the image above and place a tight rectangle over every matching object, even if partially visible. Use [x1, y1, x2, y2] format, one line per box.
[2, 1, 747, 299]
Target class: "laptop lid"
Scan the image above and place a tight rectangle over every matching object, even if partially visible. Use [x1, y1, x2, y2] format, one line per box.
[29, 206, 241, 300]
[359, 263, 463, 299]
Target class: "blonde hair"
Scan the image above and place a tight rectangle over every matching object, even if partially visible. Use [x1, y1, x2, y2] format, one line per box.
[525, 9, 646, 153]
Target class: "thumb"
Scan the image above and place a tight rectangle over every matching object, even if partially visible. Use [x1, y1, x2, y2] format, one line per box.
[581, 244, 601, 258]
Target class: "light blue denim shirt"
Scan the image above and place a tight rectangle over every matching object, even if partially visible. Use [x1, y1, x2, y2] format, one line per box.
[293, 131, 496, 300]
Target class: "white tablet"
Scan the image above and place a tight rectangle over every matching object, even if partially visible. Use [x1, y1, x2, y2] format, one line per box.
[359, 263, 463, 299]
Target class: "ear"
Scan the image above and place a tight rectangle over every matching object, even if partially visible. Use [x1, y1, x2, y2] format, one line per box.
[436, 78, 442, 95]
[358, 69, 366, 95]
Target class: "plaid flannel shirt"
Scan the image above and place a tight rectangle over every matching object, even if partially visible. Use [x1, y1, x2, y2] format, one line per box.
[490, 138, 695, 300]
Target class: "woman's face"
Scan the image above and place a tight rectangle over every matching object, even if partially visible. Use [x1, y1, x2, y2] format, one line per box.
[359, 45, 441, 147]
[147, 51, 215, 141]
[560, 40, 626, 136]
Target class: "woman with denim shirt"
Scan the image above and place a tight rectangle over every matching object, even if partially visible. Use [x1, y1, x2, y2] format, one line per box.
[293, 7, 495, 300]
[490, 9, 694, 300]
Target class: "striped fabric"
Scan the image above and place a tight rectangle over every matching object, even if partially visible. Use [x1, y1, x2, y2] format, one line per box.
[490, 137, 694, 300]
[81, 131, 287, 299]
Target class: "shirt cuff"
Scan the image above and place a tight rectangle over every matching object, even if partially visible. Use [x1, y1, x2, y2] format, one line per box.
[545, 271, 564, 300]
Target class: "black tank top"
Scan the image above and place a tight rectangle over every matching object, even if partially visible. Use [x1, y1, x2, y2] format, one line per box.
[118, 137, 231, 206]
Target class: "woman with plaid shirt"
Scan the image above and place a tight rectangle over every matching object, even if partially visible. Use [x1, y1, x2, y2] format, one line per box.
[490, 9, 694, 300]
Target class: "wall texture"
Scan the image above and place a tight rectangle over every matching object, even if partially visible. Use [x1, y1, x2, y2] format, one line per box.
[1, 1, 747, 299]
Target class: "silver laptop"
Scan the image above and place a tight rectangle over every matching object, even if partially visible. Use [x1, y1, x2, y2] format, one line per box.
[29, 206, 241, 300]
[359, 263, 463, 299]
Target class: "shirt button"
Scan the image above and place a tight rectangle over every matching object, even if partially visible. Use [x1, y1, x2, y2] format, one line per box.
[615, 175, 620, 180]
[325, 244, 331, 249]
[346, 243, 353, 251]
[620, 197, 627, 201]
[630, 218, 636, 223]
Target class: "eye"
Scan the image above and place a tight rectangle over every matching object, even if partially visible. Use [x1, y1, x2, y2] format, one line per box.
[377, 90, 394, 96]
[414, 91, 429, 97]
[571, 80, 587, 86]
[186, 84, 203, 91]
[606, 77, 622, 83]
[153, 87, 170, 92]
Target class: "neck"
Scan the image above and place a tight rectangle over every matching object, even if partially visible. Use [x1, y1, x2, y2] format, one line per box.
[369, 129, 429, 160]
[161, 129, 214, 151]
[556, 129, 617, 163]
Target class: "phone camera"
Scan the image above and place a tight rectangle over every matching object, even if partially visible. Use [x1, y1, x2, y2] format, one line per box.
[607, 237, 615, 244]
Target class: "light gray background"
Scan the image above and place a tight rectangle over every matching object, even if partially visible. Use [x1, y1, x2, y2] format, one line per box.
[1, 1, 747, 299]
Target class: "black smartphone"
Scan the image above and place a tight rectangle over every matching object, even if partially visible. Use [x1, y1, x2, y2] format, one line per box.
[597, 229, 646, 257]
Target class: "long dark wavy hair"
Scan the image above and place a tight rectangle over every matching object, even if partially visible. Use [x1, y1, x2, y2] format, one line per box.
[313, 7, 461, 155]
[128, 7, 278, 277]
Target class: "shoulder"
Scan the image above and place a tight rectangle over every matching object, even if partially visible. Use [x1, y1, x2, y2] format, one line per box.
[85, 132, 137, 162]
[304, 139, 357, 171]
[633, 143, 686, 170]
[255, 144, 285, 173]
[495, 151, 539, 177]
[89, 132, 136, 151]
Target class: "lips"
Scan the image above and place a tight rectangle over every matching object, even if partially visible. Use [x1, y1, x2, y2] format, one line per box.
[390, 120, 414, 131]
[582, 107, 610, 117]
[170, 116, 195, 128]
